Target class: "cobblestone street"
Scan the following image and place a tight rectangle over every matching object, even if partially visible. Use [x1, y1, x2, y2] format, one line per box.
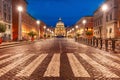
[0, 38, 120, 80]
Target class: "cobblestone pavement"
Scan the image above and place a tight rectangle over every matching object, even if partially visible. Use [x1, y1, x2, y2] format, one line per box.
[0, 38, 120, 80]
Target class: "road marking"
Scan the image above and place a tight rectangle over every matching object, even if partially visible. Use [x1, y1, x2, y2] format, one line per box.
[0, 54, 34, 77]
[16, 54, 48, 77]
[92, 54, 120, 70]
[79, 54, 119, 78]
[0, 54, 23, 65]
[44, 54, 60, 77]
[0, 54, 11, 59]
[99, 53, 120, 61]
[67, 53, 90, 77]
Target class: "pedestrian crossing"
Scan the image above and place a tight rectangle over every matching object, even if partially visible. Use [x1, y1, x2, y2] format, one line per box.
[0, 54, 11, 59]
[16, 54, 48, 77]
[79, 54, 119, 78]
[44, 54, 60, 77]
[0, 54, 34, 77]
[0, 53, 119, 79]
[67, 53, 90, 77]
[92, 54, 120, 70]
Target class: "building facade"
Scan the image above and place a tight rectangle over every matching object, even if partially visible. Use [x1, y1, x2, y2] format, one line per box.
[45, 27, 54, 38]
[66, 26, 75, 38]
[39, 21, 47, 39]
[75, 16, 93, 39]
[55, 18, 66, 37]
[12, 0, 42, 41]
[0, 0, 12, 41]
[94, 0, 120, 39]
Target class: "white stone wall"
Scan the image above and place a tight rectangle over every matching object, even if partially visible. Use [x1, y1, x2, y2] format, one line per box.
[94, 0, 120, 39]
[106, 24, 115, 38]
[0, 0, 12, 41]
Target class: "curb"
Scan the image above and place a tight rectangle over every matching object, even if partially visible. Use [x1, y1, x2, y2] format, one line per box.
[0, 41, 34, 49]
[0, 39, 45, 49]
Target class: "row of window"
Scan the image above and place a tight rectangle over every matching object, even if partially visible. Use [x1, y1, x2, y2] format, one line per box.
[94, 31, 100, 35]
[2, 34, 11, 41]
[94, 28, 113, 35]
[94, 18, 102, 27]
[106, 12, 113, 22]
[94, 12, 113, 27]
[4, 25, 11, 30]
[4, 12, 11, 21]
[3, 1, 11, 22]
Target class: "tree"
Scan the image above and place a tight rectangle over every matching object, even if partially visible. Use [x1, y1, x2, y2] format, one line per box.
[0, 23, 6, 33]
[0, 23, 6, 43]
[86, 31, 93, 36]
[76, 33, 80, 38]
[28, 31, 37, 38]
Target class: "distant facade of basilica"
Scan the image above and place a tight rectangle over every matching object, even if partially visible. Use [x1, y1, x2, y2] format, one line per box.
[55, 18, 66, 37]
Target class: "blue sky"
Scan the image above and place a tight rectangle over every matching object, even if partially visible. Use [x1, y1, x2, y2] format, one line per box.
[27, 0, 105, 27]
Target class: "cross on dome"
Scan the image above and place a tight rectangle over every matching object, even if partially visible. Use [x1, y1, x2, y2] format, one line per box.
[59, 17, 62, 21]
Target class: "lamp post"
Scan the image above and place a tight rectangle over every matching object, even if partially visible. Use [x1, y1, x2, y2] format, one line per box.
[82, 19, 87, 38]
[102, 4, 108, 39]
[36, 20, 40, 39]
[75, 25, 78, 37]
[44, 26, 46, 38]
[18, 6, 23, 41]
[72, 28, 75, 38]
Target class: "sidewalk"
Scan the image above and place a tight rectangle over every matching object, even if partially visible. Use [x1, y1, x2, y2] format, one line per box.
[0, 39, 44, 49]
[0, 41, 31, 49]
[0, 41, 20, 46]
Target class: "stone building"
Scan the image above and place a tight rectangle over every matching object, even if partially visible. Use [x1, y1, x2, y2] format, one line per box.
[12, 0, 46, 40]
[75, 16, 93, 39]
[55, 18, 66, 37]
[94, 0, 120, 39]
[39, 21, 47, 39]
[12, 0, 37, 40]
[66, 26, 75, 38]
[0, 0, 12, 41]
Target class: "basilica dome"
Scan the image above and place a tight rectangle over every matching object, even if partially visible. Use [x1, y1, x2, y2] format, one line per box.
[55, 18, 66, 37]
[56, 18, 65, 27]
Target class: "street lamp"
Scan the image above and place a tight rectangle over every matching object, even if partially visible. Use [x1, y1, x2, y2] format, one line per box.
[82, 19, 87, 25]
[47, 28, 50, 31]
[82, 19, 87, 38]
[75, 25, 78, 29]
[18, 6, 23, 41]
[44, 26, 46, 29]
[102, 4, 108, 39]
[72, 28, 75, 31]
[44, 26, 46, 38]
[36, 20, 40, 39]
[75, 25, 79, 37]
[102, 4, 108, 12]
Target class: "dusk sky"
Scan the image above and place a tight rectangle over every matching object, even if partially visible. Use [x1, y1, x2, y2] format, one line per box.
[27, 0, 105, 27]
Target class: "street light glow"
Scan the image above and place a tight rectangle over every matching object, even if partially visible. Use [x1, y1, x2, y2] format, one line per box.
[102, 4, 108, 12]
[44, 26, 46, 29]
[36, 20, 40, 25]
[72, 28, 74, 31]
[18, 6, 23, 12]
[47, 28, 50, 31]
[75, 25, 79, 29]
[82, 20, 87, 25]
